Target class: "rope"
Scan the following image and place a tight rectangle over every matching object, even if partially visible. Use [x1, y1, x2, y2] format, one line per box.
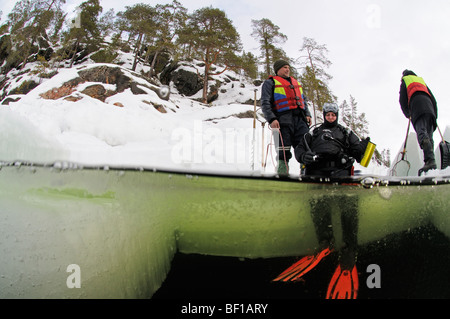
[390, 119, 412, 176]
[264, 126, 289, 174]
[263, 123, 320, 174]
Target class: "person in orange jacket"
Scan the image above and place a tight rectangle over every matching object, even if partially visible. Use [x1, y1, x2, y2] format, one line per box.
[260, 60, 312, 175]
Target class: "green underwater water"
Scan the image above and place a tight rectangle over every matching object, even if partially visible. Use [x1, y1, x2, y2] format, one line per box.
[0, 164, 449, 298]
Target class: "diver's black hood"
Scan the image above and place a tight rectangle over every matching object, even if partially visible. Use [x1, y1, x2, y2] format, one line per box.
[322, 103, 339, 128]
[323, 117, 338, 128]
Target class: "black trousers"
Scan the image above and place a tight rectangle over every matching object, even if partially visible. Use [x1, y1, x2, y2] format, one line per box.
[276, 114, 309, 162]
[309, 194, 359, 269]
[410, 93, 437, 148]
[413, 113, 436, 148]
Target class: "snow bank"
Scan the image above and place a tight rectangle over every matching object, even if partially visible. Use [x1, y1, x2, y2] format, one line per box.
[1, 62, 273, 174]
[0, 108, 69, 163]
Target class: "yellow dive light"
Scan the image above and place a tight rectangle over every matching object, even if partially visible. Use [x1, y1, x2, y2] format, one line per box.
[360, 141, 376, 168]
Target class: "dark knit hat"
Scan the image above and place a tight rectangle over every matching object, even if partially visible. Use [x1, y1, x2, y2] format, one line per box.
[402, 69, 416, 77]
[274, 60, 290, 75]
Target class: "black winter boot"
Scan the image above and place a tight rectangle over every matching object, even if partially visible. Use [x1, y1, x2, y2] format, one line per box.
[418, 138, 437, 176]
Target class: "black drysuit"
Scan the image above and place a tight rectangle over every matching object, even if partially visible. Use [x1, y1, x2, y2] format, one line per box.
[295, 122, 367, 177]
[294, 120, 368, 268]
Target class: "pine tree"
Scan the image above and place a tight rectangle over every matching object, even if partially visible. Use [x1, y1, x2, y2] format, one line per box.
[62, 0, 103, 68]
[340, 95, 390, 168]
[378, 149, 391, 167]
[300, 65, 335, 123]
[340, 95, 369, 138]
[118, 4, 157, 71]
[250, 18, 288, 78]
[6, 0, 66, 71]
[49, 7, 66, 43]
[149, 1, 188, 77]
[183, 6, 242, 104]
[297, 37, 335, 124]
[240, 51, 258, 79]
[98, 8, 116, 38]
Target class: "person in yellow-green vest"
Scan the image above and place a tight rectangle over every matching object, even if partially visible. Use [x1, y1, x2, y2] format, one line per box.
[261, 60, 312, 176]
[399, 69, 438, 175]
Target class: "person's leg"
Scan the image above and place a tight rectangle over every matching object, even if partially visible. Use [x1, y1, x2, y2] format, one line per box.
[276, 124, 293, 175]
[414, 114, 437, 175]
[326, 195, 359, 299]
[310, 196, 335, 250]
[338, 195, 359, 270]
[272, 195, 334, 282]
[292, 116, 310, 150]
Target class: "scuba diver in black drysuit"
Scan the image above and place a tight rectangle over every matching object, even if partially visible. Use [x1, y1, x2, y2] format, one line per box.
[273, 103, 371, 299]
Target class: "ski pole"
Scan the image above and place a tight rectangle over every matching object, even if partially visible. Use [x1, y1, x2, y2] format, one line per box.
[401, 118, 411, 161]
[437, 124, 445, 143]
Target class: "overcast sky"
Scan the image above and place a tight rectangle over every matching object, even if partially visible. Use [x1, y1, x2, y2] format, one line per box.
[3, 0, 450, 156]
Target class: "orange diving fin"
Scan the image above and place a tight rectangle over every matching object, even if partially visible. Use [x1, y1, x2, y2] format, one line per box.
[326, 264, 359, 299]
[273, 247, 332, 282]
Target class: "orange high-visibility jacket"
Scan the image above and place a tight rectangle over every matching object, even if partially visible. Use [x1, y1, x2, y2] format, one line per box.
[402, 75, 431, 104]
[270, 76, 305, 112]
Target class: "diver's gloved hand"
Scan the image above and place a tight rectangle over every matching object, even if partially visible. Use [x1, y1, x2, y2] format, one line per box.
[339, 154, 355, 168]
[302, 151, 317, 164]
[359, 137, 370, 153]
